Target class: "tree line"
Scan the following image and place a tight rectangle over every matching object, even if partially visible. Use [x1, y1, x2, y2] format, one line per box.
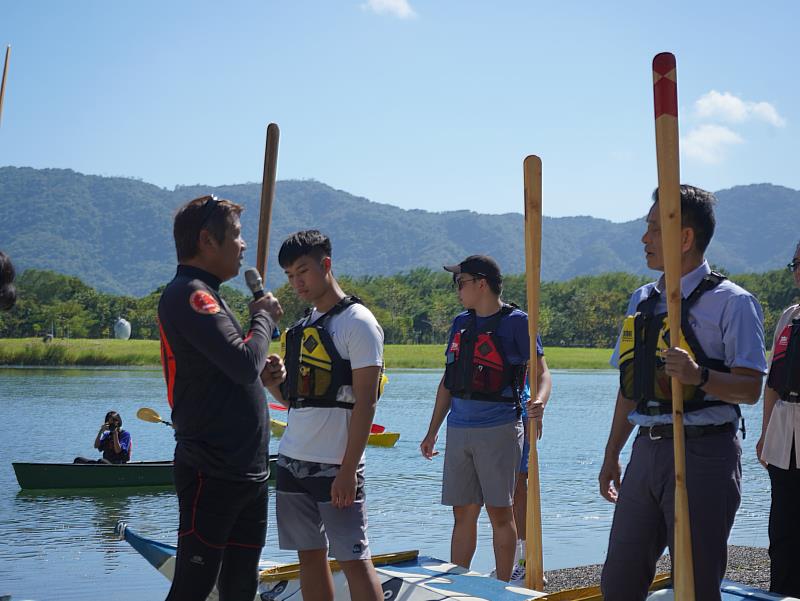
[0, 267, 796, 349]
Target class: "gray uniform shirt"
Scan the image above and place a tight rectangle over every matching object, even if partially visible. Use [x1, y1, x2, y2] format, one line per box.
[610, 261, 767, 427]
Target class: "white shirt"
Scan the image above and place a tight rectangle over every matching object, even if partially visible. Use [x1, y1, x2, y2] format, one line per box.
[761, 304, 800, 469]
[278, 301, 384, 464]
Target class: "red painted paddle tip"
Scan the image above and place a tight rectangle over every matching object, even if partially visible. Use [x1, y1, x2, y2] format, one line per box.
[652, 53, 678, 119]
[653, 52, 676, 75]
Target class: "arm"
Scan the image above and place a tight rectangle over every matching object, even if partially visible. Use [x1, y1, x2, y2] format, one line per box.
[261, 354, 288, 406]
[663, 356, 764, 405]
[527, 355, 552, 439]
[331, 365, 382, 508]
[94, 424, 107, 449]
[598, 388, 637, 503]
[168, 288, 281, 385]
[420, 375, 452, 459]
[757, 385, 780, 468]
[664, 292, 766, 404]
[110, 429, 122, 454]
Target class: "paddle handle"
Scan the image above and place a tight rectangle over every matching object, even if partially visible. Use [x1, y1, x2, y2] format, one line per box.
[523, 155, 545, 591]
[653, 51, 695, 600]
[256, 123, 280, 280]
[0, 45, 10, 127]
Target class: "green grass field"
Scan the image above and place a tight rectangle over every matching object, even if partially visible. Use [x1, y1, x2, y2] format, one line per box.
[0, 338, 613, 370]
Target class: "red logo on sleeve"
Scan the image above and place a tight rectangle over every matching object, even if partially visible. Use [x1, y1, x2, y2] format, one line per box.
[189, 290, 221, 315]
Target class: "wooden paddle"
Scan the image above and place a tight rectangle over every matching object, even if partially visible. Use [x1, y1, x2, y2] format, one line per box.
[136, 407, 173, 428]
[652, 51, 695, 600]
[256, 123, 280, 280]
[0, 45, 10, 127]
[523, 155, 545, 591]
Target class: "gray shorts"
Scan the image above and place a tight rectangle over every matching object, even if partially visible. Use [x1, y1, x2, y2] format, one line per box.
[275, 454, 371, 561]
[442, 421, 523, 507]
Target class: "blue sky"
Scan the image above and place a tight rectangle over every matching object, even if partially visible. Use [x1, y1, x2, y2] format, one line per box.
[0, 1, 797, 222]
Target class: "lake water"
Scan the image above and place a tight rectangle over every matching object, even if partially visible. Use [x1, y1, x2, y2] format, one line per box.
[0, 367, 771, 600]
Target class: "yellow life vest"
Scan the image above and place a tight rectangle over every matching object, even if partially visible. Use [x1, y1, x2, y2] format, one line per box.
[280, 296, 386, 409]
[618, 272, 732, 416]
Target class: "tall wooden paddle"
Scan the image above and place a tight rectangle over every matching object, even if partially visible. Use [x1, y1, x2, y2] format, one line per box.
[653, 52, 695, 600]
[0, 45, 10, 127]
[256, 123, 280, 279]
[523, 155, 544, 591]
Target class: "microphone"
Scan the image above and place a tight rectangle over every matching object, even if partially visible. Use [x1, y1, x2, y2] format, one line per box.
[244, 268, 265, 299]
[244, 268, 281, 340]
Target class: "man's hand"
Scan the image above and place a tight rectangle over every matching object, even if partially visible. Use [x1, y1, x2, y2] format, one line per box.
[599, 454, 623, 503]
[260, 354, 286, 388]
[331, 467, 357, 509]
[420, 433, 439, 459]
[526, 398, 545, 440]
[662, 347, 702, 385]
[249, 292, 283, 322]
[756, 435, 768, 469]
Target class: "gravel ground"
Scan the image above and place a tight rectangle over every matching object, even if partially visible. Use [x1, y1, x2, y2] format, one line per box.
[541, 545, 770, 594]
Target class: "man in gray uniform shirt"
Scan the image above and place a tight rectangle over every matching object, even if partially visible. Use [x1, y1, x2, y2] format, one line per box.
[598, 185, 767, 601]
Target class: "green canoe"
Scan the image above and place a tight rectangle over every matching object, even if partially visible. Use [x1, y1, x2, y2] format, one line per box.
[13, 456, 278, 490]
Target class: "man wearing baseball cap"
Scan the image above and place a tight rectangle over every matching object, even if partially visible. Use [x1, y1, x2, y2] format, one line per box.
[420, 255, 550, 582]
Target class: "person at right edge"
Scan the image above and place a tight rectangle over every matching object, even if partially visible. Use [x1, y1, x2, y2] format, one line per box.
[757, 239, 800, 597]
[158, 195, 284, 601]
[598, 185, 767, 601]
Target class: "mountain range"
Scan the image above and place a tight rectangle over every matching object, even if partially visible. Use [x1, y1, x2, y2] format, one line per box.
[0, 166, 796, 296]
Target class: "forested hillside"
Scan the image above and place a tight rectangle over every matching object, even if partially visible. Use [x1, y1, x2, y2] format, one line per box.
[1, 167, 797, 296]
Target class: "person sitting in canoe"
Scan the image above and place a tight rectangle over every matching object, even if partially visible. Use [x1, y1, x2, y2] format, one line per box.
[268, 229, 386, 601]
[420, 255, 547, 582]
[74, 411, 132, 464]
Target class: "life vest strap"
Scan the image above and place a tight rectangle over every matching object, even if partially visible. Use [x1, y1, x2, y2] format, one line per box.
[636, 399, 741, 417]
[289, 398, 355, 410]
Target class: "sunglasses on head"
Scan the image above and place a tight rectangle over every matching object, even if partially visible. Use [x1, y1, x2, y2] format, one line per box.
[197, 195, 220, 230]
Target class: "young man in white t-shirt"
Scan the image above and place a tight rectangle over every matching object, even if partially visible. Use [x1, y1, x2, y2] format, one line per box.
[266, 230, 384, 601]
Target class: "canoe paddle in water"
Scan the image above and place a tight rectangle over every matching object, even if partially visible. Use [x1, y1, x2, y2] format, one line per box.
[267, 402, 386, 433]
[137, 407, 173, 428]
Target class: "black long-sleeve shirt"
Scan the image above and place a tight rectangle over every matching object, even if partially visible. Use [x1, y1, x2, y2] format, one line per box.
[158, 265, 274, 481]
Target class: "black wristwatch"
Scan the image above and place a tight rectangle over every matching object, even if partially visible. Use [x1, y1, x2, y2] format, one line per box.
[698, 366, 710, 388]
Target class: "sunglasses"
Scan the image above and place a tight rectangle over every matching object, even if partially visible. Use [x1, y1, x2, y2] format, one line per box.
[787, 259, 800, 273]
[452, 274, 486, 290]
[197, 195, 220, 230]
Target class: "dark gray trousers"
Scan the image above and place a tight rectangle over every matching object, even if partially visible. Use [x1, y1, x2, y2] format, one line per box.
[600, 427, 741, 601]
[767, 447, 800, 596]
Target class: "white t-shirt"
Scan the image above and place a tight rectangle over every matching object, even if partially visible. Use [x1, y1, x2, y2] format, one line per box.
[278, 301, 384, 464]
[761, 304, 800, 469]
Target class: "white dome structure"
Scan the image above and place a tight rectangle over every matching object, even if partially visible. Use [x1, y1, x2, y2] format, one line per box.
[113, 317, 131, 340]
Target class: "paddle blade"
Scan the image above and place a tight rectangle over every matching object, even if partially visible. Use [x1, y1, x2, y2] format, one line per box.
[137, 407, 163, 424]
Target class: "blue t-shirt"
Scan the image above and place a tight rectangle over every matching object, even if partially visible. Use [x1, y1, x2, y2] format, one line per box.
[98, 430, 132, 463]
[445, 307, 544, 428]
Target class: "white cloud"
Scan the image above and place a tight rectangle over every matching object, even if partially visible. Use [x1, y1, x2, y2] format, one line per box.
[361, 0, 417, 18]
[682, 124, 744, 164]
[694, 90, 786, 127]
